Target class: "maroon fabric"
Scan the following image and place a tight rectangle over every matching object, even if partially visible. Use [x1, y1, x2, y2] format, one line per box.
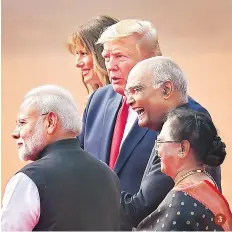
[109, 99, 129, 169]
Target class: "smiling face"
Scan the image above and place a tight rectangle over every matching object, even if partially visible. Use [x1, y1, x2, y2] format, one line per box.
[12, 102, 47, 161]
[125, 66, 168, 130]
[75, 43, 101, 86]
[155, 119, 183, 178]
[102, 35, 148, 95]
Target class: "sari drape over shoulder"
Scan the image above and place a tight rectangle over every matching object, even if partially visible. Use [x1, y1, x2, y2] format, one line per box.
[137, 180, 232, 231]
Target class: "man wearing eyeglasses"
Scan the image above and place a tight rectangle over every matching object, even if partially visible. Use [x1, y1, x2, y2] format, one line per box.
[1, 85, 120, 231]
[120, 56, 221, 230]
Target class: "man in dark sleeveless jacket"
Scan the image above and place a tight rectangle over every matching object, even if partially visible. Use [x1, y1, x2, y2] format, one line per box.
[1, 85, 120, 231]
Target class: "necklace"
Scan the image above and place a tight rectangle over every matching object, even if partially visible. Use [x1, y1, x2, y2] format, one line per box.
[175, 169, 218, 189]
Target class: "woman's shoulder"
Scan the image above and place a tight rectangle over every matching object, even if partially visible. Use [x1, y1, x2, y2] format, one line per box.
[158, 189, 223, 231]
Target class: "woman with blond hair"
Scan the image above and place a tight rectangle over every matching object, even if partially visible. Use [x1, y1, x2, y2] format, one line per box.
[68, 15, 118, 94]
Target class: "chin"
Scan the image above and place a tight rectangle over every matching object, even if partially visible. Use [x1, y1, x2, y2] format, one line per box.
[83, 76, 93, 85]
[161, 165, 168, 175]
[19, 147, 42, 162]
[138, 117, 154, 129]
[149, 121, 163, 131]
[138, 120, 148, 128]
[112, 85, 124, 95]
[160, 166, 165, 174]
[19, 152, 31, 162]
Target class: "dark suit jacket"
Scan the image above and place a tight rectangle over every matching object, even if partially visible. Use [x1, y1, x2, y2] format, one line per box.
[79, 85, 158, 194]
[78, 85, 221, 229]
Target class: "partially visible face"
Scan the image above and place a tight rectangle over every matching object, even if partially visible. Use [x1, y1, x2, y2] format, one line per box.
[156, 119, 182, 178]
[75, 44, 100, 86]
[125, 67, 167, 130]
[102, 35, 148, 95]
[12, 103, 47, 161]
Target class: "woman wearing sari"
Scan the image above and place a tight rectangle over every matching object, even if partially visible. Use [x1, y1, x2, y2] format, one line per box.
[137, 107, 232, 231]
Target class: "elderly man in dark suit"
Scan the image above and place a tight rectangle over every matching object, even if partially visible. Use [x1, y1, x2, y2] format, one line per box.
[78, 19, 221, 230]
[120, 56, 222, 229]
[1, 85, 120, 231]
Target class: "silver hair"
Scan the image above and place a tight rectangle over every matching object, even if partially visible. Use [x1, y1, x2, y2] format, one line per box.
[23, 85, 82, 135]
[97, 19, 162, 56]
[139, 56, 188, 103]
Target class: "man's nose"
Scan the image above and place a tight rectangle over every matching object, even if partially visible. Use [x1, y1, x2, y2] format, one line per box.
[12, 127, 20, 139]
[107, 58, 118, 71]
[126, 95, 135, 106]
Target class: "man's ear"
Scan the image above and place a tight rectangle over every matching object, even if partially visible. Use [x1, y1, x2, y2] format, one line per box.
[162, 81, 173, 99]
[46, 112, 58, 134]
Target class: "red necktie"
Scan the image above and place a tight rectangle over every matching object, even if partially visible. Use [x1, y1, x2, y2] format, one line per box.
[109, 98, 129, 169]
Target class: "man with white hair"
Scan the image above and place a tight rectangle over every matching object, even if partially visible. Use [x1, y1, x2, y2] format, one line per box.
[121, 56, 221, 229]
[78, 19, 221, 228]
[1, 85, 120, 231]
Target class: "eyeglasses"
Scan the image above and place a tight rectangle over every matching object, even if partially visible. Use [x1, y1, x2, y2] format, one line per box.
[154, 140, 181, 150]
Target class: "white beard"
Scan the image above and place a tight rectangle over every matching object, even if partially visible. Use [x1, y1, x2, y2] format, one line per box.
[19, 119, 45, 161]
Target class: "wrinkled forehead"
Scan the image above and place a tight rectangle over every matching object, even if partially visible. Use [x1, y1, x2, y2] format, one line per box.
[103, 35, 139, 53]
[17, 98, 39, 120]
[126, 64, 151, 88]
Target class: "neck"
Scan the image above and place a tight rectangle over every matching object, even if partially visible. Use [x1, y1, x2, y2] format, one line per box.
[90, 82, 103, 91]
[168, 98, 186, 111]
[47, 131, 77, 145]
[174, 165, 205, 183]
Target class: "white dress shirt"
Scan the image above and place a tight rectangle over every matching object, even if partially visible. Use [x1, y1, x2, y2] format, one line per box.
[120, 106, 138, 149]
[1, 172, 40, 231]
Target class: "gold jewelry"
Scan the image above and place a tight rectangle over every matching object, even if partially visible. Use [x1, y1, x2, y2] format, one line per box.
[175, 169, 218, 189]
[178, 152, 185, 159]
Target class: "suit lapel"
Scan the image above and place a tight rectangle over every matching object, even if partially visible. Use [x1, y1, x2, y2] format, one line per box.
[114, 119, 149, 174]
[99, 94, 122, 164]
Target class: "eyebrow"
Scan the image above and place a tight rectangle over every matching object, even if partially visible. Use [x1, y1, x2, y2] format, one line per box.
[16, 118, 27, 123]
[101, 51, 108, 56]
[129, 84, 145, 90]
[16, 114, 32, 122]
[102, 49, 127, 56]
[75, 48, 87, 53]
[125, 84, 142, 94]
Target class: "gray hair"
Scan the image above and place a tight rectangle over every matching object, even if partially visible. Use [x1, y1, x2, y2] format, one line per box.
[137, 56, 188, 103]
[97, 19, 162, 56]
[22, 85, 82, 135]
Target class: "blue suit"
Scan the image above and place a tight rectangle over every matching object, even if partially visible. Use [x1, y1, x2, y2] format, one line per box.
[79, 85, 157, 194]
[78, 85, 221, 229]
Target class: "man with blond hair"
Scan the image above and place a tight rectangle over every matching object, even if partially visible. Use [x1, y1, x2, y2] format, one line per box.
[1, 85, 120, 231]
[78, 19, 221, 229]
[79, 19, 165, 194]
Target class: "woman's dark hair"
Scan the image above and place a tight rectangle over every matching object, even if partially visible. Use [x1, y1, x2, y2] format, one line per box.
[68, 15, 119, 93]
[165, 107, 226, 167]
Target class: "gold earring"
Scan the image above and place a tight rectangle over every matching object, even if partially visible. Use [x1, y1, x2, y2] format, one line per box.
[178, 152, 185, 159]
